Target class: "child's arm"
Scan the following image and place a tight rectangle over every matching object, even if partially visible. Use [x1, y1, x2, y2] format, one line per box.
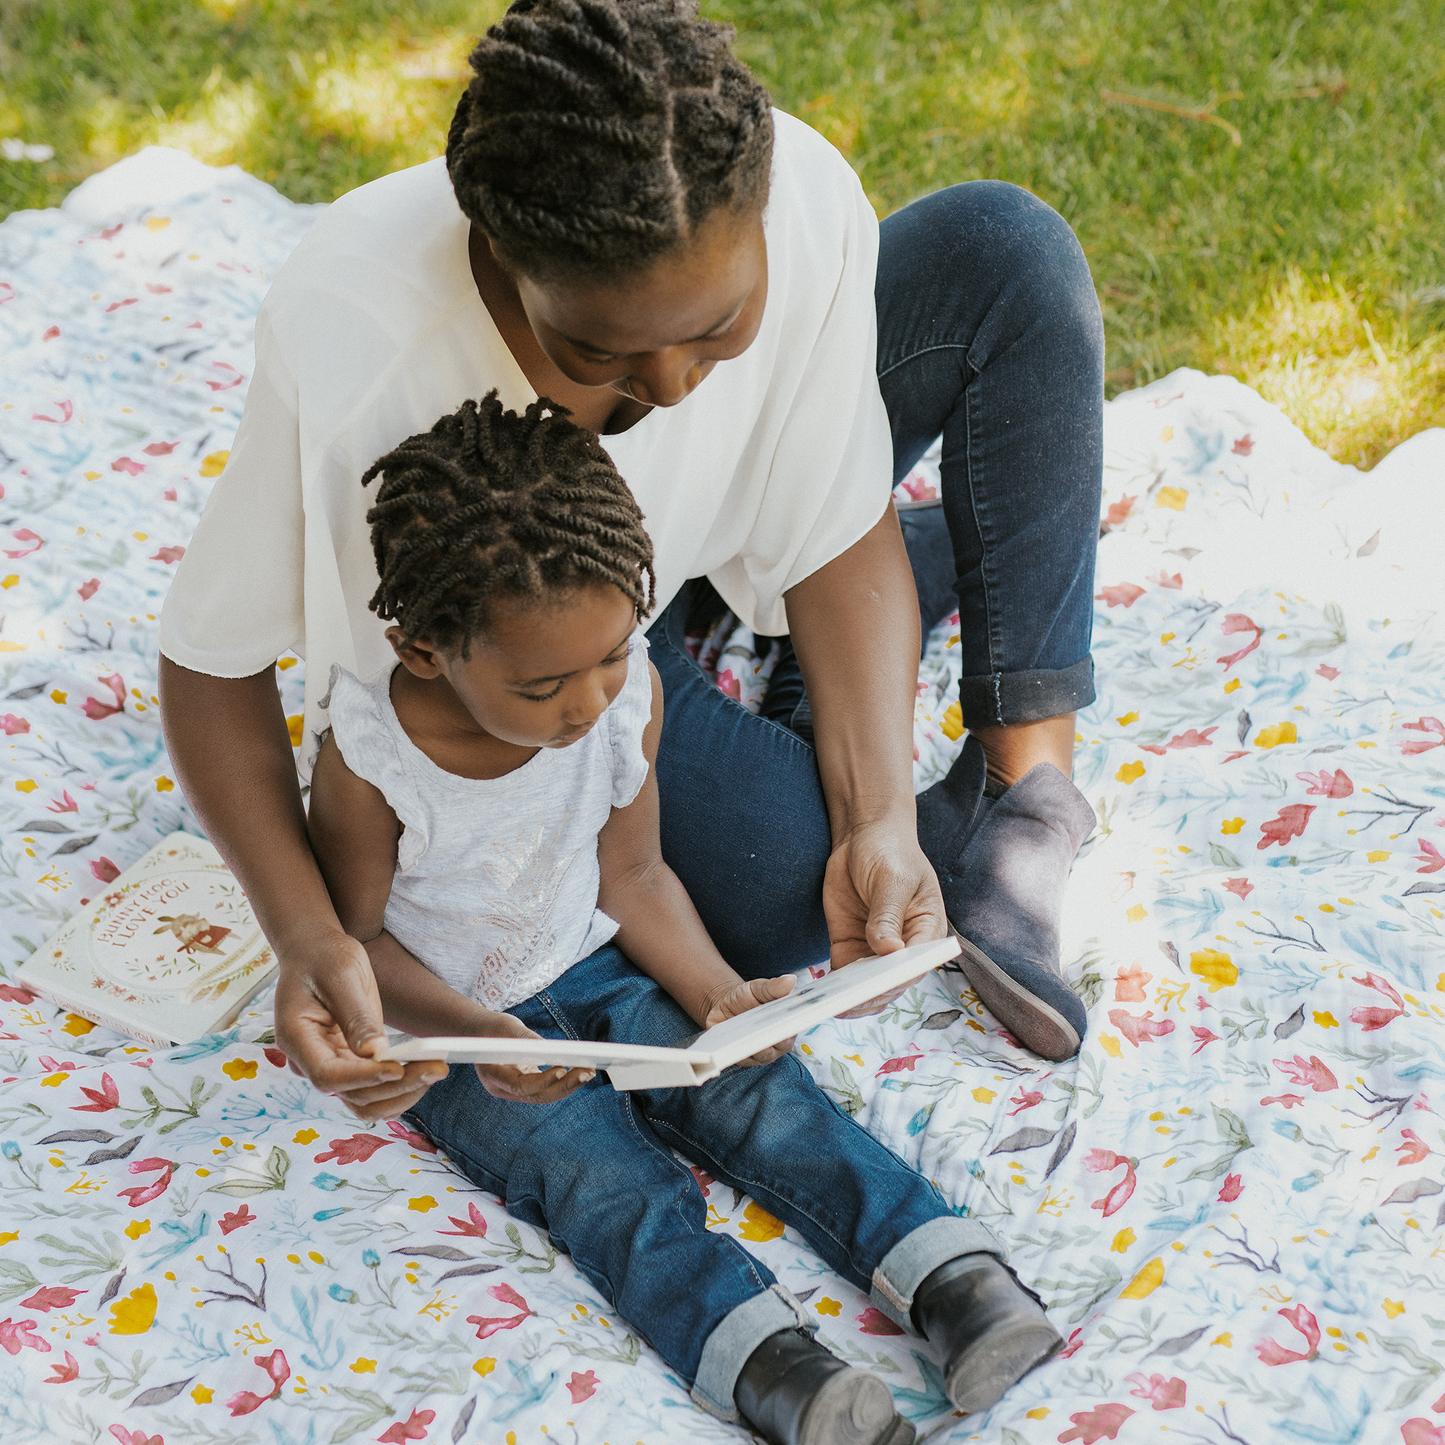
[596, 665, 797, 1063]
[308, 735, 594, 1110]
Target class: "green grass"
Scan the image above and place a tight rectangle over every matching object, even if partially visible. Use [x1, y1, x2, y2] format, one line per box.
[2, 0, 1442, 465]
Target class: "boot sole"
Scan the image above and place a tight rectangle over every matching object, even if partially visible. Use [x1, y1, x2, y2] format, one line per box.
[956, 938, 1081, 1062]
[944, 1316, 1063, 1416]
[798, 1368, 915, 1445]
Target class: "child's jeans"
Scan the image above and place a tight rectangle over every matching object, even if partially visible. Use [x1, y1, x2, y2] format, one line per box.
[405, 944, 1003, 1420]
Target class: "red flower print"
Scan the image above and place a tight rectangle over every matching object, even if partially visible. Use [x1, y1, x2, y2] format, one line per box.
[0, 713, 29, 736]
[0, 1317, 51, 1354]
[1124, 1371, 1186, 1410]
[1217, 1173, 1243, 1202]
[715, 668, 741, 700]
[77, 577, 100, 601]
[44, 1350, 79, 1383]
[1231, 433, 1254, 455]
[1095, 582, 1145, 608]
[387, 1120, 436, 1153]
[1222, 877, 1253, 901]
[142, 441, 176, 455]
[82, 674, 127, 721]
[110, 457, 145, 476]
[1351, 972, 1405, 1031]
[1107, 1009, 1175, 1047]
[47, 789, 79, 814]
[1273, 1054, 1338, 1092]
[226, 1347, 289, 1415]
[32, 400, 73, 424]
[1416, 840, 1445, 875]
[1256, 1303, 1319, 1365]
[378, 1408, 435, 1443]
[1008, 1087, 1043, 1116]
[1258, 804, 1314, 850]
[875, 1043, 923, 1077]
[467, 1283, 532, 1339]
[1261, 1094, 1306, 1109]
[1150, 571, 1183, 590]
[263, 1048, 288, 1069]
[687, 1164, 716, 1197]
[437, 1202, 488, 1238]
[0, 983, 36, 1004]
[1217, 613, 1261, 670]
[1100, 494, 1136, 531]
[1165, 727, 1216, 748]
[149, 545, 186, 565]
[313, 1133, 390, 1165]
[3, 528, 44, 559]
[1057, 1328, 1085, 1359]
[856, 1307, 905, 1336]
[1058, 1403, 1135, 1443]
[1316, 664, 1339, 679]
[1400, 717, 1445, 755]
[567, 1369, 599, 1403]
[1402, 1421, 1445, 1445]
[1084, 1149, 1136, 1218]
[117, 1157, 174, 1207]
[1397, 1130, 1430, 1166]
[72, 1071, 120, 1111]
[1297, 767, 1353, 798]
[88, 857, 121, 885]
[206, 361, 244, 392]
[108, 1429, 161, 1445]
[1113, 964, 1151, 1003]
[21, 1286, 85, 1313]
[219, 1205, 256, 1235]
[1190, 1026, 1220, 1055]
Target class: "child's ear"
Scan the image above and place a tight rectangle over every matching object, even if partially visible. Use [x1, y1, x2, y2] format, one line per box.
[387, 627, 445, 680]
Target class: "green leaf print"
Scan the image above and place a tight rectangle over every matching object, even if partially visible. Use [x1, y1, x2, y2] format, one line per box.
[1184, 1105, 1254, 1182]
[205, 1145, 290, 1197]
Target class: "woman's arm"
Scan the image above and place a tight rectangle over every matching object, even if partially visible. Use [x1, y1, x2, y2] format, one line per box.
[782, 506, 950, 967]
[306, 732, 591, 1108]
[159, 658, 412, 1112]
[597, 666, 796, 1059]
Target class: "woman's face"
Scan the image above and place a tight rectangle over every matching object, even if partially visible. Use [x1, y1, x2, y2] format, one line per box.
[508, 204, 769, 411]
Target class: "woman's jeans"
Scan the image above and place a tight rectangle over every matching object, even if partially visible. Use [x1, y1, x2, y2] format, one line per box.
[649, 180, 1103, 978]
[406, 946, 999, 1418]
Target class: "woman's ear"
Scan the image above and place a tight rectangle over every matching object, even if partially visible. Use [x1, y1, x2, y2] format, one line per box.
[387, 626, 445, 680]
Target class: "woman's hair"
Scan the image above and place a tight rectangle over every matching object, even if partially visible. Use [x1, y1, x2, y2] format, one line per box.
[363, 391, 656, 654]
[446, 0, 774, 279]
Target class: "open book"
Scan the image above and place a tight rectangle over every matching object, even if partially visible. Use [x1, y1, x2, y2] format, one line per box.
[378, 935, 960, 1090]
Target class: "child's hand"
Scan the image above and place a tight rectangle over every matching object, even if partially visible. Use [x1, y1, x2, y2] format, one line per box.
[467, 1012, 597, 1104]
[703, 974, 798, 1067]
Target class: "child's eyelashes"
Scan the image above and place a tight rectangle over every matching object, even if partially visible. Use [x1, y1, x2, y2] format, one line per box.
[516, 650, 628, 703]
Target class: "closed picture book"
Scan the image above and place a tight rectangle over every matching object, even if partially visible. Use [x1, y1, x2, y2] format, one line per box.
[379, 935, 961, 1090]
[17, 831, 278, 1048]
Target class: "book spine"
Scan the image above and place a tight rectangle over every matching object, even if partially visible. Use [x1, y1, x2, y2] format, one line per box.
[19, 979, 174, 1050]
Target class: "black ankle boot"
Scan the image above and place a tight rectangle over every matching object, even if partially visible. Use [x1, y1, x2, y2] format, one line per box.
[910, 1253, 1062, 1416]
[733, 1328, 915, 1445]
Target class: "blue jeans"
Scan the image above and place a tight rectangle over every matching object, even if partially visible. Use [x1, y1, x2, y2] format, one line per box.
[650, 180, 1103, 977]
[405, 945, 1000, 1418]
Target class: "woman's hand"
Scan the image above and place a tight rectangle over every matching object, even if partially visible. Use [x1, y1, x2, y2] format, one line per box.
[703, 973, 799, 1066]
[823, 813, 945, 1017]
[274, 931, 445, 1122]
[467, 1012, 597, 1104]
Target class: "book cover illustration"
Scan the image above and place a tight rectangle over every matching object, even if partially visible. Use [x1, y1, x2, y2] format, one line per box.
[18, 831, 278, 1045]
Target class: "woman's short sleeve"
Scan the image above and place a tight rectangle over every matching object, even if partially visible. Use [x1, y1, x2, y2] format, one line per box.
[605, 633, 654, 809]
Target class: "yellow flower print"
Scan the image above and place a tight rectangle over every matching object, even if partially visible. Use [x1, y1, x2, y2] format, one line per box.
[1255, 722, 1297, 748]
[1120, 1258, 1164, 1299]
[1116, 760, 1145, 784]
[1221, 817, 1244, 834]
[222, 1059, 258, 1081]
[109, 1282, 157, 1334]
[737, 1202, 785, 1242]
[1190, 949, 1238, 992]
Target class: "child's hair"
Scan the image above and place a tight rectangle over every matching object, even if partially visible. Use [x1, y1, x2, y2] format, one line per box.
[446, 0, 774, 280]
[363, 391, 656, 654]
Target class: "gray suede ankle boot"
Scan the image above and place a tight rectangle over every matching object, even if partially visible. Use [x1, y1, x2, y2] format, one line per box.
[917, 734, 1094, 1060]
[733, 1329, 915, 1445]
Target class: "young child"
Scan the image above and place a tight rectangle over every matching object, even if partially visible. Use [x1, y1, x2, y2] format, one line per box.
[305, 392, 1060, 1445]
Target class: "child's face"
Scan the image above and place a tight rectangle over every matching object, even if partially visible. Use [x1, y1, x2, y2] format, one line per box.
[390, 584, 637, 750]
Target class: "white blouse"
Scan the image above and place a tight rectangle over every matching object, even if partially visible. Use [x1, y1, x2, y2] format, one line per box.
[158, 111, 892, 777]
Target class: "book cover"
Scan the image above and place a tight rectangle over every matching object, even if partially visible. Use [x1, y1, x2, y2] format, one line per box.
[379, 935, 961, 1090]
[17, 831, 278, 1047]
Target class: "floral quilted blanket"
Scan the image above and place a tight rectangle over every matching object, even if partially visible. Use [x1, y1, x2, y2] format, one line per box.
[2, 149, 1443, 1445]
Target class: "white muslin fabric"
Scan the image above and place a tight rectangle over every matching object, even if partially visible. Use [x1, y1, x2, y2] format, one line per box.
[157, 110, 893, 779]
[324, 633, 652, 1013]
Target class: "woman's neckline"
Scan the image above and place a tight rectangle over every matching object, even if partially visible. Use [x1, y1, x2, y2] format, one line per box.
[465, 226, 653, 439]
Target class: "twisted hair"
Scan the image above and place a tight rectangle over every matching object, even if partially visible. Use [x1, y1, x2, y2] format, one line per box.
[447, 0, 774, 279]
[363, 391, 656, 654]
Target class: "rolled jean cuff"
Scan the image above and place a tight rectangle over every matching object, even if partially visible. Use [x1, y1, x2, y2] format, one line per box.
[691, 1284, 815, 1422]
[957, 656, 1096, 728]
[869, 1215, 1006, 1332]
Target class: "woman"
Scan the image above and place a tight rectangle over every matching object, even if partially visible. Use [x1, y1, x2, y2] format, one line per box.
[158, 0, 1102, 1121]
